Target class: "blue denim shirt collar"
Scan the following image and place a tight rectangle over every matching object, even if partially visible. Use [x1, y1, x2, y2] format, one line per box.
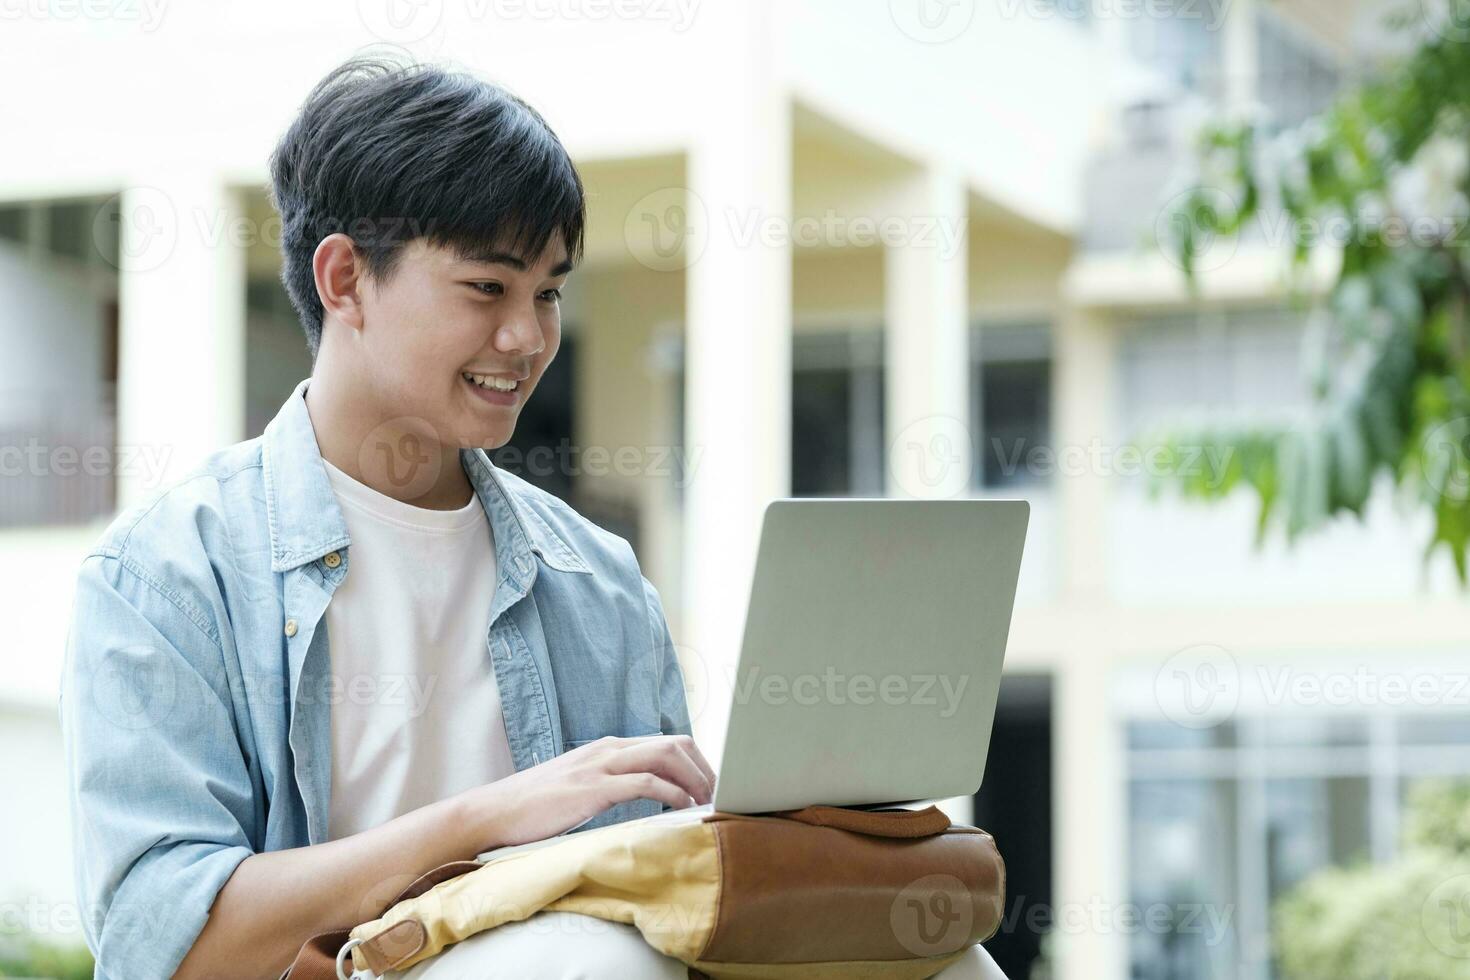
[260, 377, 591, 580]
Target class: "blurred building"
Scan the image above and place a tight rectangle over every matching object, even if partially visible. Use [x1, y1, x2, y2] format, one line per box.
[2, 1, 1467, 978]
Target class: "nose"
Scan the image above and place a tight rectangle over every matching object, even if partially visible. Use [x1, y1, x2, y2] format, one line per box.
[493, 302, 546, 357]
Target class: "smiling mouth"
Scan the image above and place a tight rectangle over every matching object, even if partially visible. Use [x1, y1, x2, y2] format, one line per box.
[462, 371, 521, 393]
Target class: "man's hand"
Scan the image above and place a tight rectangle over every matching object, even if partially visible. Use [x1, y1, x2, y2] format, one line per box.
[456, 734, 717, 851]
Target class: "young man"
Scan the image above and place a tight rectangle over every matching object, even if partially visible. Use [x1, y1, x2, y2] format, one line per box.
[60, 58, 714, 979]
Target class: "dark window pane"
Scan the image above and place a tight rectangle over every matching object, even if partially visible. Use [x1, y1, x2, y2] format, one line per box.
[48, 199, 97, 263]
[0, 205, 24, 243]
[792, 367, 852, 496]
[1264, 777, 1371, 902]
[791, 331, 884, 497]
[978, 358, 1051, 487]
[1128, 778, 1240, 980]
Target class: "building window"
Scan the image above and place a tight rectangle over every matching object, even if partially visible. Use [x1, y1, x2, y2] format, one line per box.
[0, 197, 119, 528]
[1116, 307, 1313, 451]
[1256, 6, 1343, 132]
[1124, 0, 1226, 100]
[971, 322, 1052, 489]
[791, 328, 885, 497]
[1126, 706, 1470, 979]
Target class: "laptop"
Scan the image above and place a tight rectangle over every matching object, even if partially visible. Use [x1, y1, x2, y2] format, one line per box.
[478, 497, 1028, 859]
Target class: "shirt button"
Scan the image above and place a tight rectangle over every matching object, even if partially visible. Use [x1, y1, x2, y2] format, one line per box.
[323, 551, 342, 569]
[284, 618, 298, 638]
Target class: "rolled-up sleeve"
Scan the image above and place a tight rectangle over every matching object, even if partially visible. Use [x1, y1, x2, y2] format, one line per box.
[59, 553, 256, 980]
[641, 573, 692, 740]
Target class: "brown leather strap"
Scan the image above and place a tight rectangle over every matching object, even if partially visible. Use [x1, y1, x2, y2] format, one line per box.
[769, 804, 952, 838]
[394, 860, 482, 902]
[279, 928, 353, 980]
[280, 860, 481, 978]
[357, 919, 429, 975]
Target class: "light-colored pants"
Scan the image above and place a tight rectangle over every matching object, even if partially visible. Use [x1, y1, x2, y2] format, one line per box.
[380, 909, 1008, 979]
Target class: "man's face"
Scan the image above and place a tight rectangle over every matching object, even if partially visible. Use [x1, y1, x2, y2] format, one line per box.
[354, 235, 572, 450]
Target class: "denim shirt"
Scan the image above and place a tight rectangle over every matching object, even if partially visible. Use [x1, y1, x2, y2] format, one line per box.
[58, 378, 692, 980]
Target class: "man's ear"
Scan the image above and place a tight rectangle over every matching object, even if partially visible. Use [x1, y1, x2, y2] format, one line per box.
[312, 233, 366, 333]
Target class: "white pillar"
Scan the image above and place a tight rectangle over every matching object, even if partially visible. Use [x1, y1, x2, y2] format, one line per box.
[1223, 0, 1259, 117]
[1051, 302, 1126, 980]
[1054, 305, 1115, 599]
[1052, 647, 1128, 980]
[680, 0, 791, 768]
[884, 168, 971, 502]
[883, 167, 972, 824]
[115, 176, 245, 507]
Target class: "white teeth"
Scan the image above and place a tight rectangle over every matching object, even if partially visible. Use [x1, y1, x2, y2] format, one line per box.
[463, 372, 518, 392]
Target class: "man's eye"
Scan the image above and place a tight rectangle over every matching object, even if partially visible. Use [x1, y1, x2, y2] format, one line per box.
[538, 288, 563, 303]
[470, 281, 503, 296]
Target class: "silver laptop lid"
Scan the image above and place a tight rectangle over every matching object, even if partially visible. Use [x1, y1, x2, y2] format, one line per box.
[712, 498, 1029, 813]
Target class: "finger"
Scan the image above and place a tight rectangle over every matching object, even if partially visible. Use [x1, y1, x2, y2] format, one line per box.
[588, 733, 716, 791]
[603, 739, 714, 805]
[673, 734, 718, 791]
[606, 771, 697, 811]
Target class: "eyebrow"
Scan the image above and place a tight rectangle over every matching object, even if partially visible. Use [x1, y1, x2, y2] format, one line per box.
[459, 248, 574, 277]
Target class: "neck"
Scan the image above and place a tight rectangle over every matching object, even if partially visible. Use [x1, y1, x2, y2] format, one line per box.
[304, 366, 473, 511]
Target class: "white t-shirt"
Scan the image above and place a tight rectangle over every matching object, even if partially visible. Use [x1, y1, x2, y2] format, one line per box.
[321, 457, 517, 841]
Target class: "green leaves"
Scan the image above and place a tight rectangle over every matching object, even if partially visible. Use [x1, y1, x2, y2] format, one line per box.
[1273, 781, 1470, 980]
[1150, 16, 1470, 585]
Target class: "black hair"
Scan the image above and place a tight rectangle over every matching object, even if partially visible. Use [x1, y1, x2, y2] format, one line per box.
[268, 56, 586, 356]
